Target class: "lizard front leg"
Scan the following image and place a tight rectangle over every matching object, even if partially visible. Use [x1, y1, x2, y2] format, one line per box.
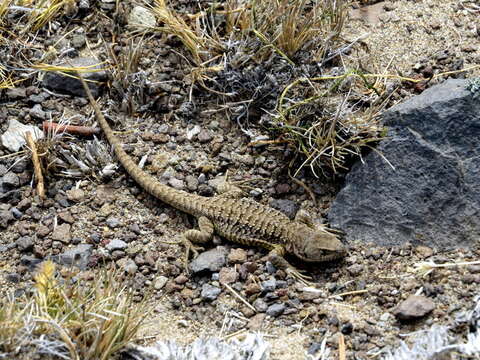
[183, 216, 214, 272]
[268, 246, 313, 286]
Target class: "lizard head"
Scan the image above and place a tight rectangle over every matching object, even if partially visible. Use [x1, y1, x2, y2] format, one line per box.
[287, 210, 347, 262]
[290, 225, 347, 262]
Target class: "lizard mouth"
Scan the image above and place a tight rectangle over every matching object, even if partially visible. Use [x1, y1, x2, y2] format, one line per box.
[295, 249, 347, 263]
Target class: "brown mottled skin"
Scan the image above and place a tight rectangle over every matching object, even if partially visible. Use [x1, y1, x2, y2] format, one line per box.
[78, 74, 346, 281]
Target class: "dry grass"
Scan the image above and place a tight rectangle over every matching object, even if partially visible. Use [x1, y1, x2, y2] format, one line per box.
[250, 0, 346, 61]
[0, 261, 147, 360]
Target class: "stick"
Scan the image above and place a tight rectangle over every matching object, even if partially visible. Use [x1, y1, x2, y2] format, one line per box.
[25, 131, 45, 199]
[338, 333, 346, 360]
[42, 121, 100, 137]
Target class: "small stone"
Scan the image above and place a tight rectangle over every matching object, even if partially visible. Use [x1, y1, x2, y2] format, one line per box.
[228, 248, 247, 263]
[245, 282, 261, 296]
[66, 188, 85, 202]
[393, 295, 435, 321]
[51, 223, 71, 244]
[106, 239, 127, 251]
[128, 6, 157, 28]
[174, 274, 188, 284]
[253, 298, 268, 312]
[154, 276, 168, 290]
[185, 175, 199, 191]
[16, 236, 34, 252]
[165, 280, 183, 293]
[57, 211, 75, 224]
[219, 267, 238, 284]
[117, 258, 138, 274]
[201, 283, 221, 301]
[54, 244, 93, 270]
[2, 172, 20, 189]
[6, 273, 20, 283]
[266, 303, 286, 317]
[269, 199, 299, 219]
[6, 88, 26, 99]
[415, 245, 433, 258]
[247, 313, 266, 330]
[71, 34, 86, 49]
[168, 178, 185, 190]
[261, 278, 276, 293]
[197, 129, 213, 143]
[106, 217, 121, 229]
[29, 104, 46, 120]
[347, 264, 364, 276]
[36, 224, 51, 237]
[190, 247, 228, 273]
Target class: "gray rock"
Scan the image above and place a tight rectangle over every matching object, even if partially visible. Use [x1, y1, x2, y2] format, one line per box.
[393, 295, 435, 321]
[6, 88, 26, 99]
[329, 79, 480, 248]
[201, 283, 221, 301]
[117, 258, 138, 274]
[128, 6, 156, 28]
[29, 104, 46, 120]
[53, 244, 93, 270]
[71, 34, 86, 49]
[106, 239, 128, 252]
[266, 303, 286, 317]
[20, 255, 42, 272]
[190, 247, 228, 273]
[269, 199, 299, 220]
[51, 223, 72, 244]
[261, 278, 276, 293]
[106, 217, 121, 228]
[253, 298, 268, 313]
[0, 209, 14, 228]
[42, 57, 107, 97]
[1, 172, 20, 189]
[154, 275, 168, 290]
[16, 236, 33, 252]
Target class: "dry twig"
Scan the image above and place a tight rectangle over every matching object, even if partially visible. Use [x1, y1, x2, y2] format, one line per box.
[25, 131, 45, 199]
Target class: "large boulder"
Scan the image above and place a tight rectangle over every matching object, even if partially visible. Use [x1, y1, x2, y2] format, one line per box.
[329, 79, 480, 248]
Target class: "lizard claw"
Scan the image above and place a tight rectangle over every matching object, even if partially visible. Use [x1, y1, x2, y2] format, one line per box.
[182, 238, 204, 273]
[286, 267, 314, 287]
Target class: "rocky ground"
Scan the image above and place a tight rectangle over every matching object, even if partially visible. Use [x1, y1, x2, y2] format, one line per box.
[1, 0, 480, 359]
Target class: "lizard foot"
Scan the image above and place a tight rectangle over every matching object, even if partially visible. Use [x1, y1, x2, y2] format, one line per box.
[286, 267, 314, 287]
[182, 238, 204, 273]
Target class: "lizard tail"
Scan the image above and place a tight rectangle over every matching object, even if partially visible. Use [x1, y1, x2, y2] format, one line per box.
[77, 73, 198, 212]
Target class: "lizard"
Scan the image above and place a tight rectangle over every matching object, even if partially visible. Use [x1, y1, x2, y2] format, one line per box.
[77, 73, 347, 282]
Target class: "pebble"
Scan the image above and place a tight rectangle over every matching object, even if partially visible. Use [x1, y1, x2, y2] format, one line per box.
[154, 276, 168, 290]
[106, 239, 128, 252]
[190, 247, 228, 273]
[261, 278, 276, 293]
[29, 104, 46, 120]
[106, 217, 121, 228]
[66, 188, 85, 202]
[15, 236, 34, 252]
[117, 258, 138, 274]
[253, 298, 268, 312]
[201, 283, 221, 301]
[247, 313, 266, 330]
[393, 295, 435, 321]
[228, 248, 247, 263]
[219, 267, 238, 284]
[266, 303, 286, 317]
[347, 264, 364, 276]
[55, 244, 93, 270]
[51, 223, 72, 243]
[168, 178, 185, 190]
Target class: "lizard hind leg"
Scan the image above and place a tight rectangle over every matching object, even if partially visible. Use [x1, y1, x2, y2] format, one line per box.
[183, 216, 214, 272]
